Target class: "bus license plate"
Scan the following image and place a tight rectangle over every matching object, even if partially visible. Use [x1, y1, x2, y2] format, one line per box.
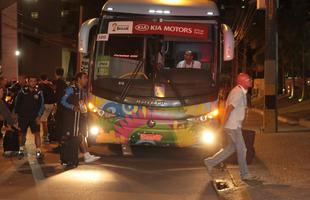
[140, 133, 162, 141]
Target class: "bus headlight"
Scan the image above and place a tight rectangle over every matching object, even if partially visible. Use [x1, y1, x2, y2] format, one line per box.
[90, 126, 100, 136]
[201, 129, 215, 144]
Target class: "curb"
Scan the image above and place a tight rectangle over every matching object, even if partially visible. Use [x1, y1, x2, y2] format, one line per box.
[250, 108, 310, 128]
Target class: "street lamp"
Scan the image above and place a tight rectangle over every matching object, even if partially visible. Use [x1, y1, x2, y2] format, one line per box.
[15, 50, 21, 56]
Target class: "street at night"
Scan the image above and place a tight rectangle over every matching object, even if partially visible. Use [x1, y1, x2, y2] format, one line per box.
[0, 137, 220, 200]
[1, 0, 310, 199]
[1, 110, 310, 200]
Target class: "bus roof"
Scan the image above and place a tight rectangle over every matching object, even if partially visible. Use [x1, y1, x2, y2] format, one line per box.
[102, 0, 219, 17]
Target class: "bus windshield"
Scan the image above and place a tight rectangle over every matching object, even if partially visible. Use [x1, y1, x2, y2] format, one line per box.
[94, 19, 216, 79]
[92, 18, 219, 105]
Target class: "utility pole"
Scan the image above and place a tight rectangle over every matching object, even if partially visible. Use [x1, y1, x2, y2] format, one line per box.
[263, 0, 278, 133]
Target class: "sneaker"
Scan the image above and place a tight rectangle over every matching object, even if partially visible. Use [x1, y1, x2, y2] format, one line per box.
[203, 159, 213, 173]
[36, 151, 44, 159]
[17, 150, 25, 159]
[241, 174, 258, 181]
[3, 151, 13, 157]
[84, 155, 101, 163]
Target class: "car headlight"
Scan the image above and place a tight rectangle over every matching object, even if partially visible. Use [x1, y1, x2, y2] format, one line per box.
[90, 126, 100, 136]
[201, 129, 216, 144]
[88, 102, 97, 112]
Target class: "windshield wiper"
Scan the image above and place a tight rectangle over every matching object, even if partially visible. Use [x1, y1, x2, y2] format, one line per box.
[119, 60, 144, 102]
[154, 69, 186, 106]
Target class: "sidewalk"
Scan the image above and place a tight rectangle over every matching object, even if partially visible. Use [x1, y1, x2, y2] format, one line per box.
[251, 96, 310, 128]
[221, 111, 310, 200]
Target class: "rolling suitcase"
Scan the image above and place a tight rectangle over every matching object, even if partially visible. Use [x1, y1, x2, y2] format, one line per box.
[60, 136, 80, 167]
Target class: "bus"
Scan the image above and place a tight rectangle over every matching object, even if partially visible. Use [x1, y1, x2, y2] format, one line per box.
[79, 0, 234, 154]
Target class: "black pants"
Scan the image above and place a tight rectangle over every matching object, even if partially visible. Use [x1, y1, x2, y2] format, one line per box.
[0, 120, 3, 139]
[55, 105, 64, 142]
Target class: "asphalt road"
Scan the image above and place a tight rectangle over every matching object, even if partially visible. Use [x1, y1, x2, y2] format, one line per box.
[0, 141, 221, 200]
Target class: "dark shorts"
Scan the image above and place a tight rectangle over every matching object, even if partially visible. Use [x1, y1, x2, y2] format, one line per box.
[18, 117, 40, 134]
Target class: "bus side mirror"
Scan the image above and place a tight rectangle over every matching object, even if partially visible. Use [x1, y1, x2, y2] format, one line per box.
[222, 24, 234, 61]
[79, 18, 99, 54]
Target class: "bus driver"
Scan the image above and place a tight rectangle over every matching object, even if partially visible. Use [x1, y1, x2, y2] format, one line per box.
[176, 50, 201, 69]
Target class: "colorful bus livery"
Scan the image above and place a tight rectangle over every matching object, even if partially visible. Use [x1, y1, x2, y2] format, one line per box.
[88, 95, 219, 147]
[79, 0, 234, 150]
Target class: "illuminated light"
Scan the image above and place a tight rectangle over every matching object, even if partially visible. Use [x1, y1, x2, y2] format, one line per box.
[90, 126, 100, 136]
[159, 0, 185, 5]
[62, 170, 105, 182]
[107, 7, 113, 11]
[15, 50, 21, 56]
[149, 9, 171, 15]
[5, 96, 12, 102]
[88, 102, 95, 110]
[241, 5, 246, 9]
[79, 47, 84, 52]
[207, 11, 214, 16]
[201, 130, 215, 144]
[210, 109, 219, 117]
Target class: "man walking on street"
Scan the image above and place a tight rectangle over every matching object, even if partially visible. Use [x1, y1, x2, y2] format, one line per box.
[14, 76, 45, 159]
[204, 73, 257, 181]
[61, 72, 100, 163]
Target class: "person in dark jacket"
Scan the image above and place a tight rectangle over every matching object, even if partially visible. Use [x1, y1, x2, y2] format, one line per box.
[52, 68, 67, 151]
[7, 75, 27, 111]
[61, 72, 100, 163]
[0, 87, 16, 126]
[38, 74, 56, 143]
[0, 87, 18, 140]
[14, 76, 44, 158]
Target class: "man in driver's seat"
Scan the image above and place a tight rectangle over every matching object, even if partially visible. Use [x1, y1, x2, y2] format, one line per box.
[176, 50, 201, 69]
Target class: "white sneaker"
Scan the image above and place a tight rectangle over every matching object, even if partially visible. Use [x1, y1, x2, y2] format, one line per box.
[84, 155, 101, 163]
[3, 151, 13, 157]
[241, 174, 258, 181]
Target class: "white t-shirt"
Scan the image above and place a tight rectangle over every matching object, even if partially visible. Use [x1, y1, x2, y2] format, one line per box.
[176, 60, 201, 69]
[224, 85, 248, 129]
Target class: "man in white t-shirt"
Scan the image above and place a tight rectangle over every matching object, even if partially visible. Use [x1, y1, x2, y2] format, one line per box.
[203, 73, 257, 181]
[176, 50, 201, 69]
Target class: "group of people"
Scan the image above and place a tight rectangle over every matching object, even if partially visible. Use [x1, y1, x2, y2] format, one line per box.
[0, 68, 100, 163]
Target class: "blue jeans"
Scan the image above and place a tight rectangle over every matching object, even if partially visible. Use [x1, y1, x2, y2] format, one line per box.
[206, 128, 249, 178]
